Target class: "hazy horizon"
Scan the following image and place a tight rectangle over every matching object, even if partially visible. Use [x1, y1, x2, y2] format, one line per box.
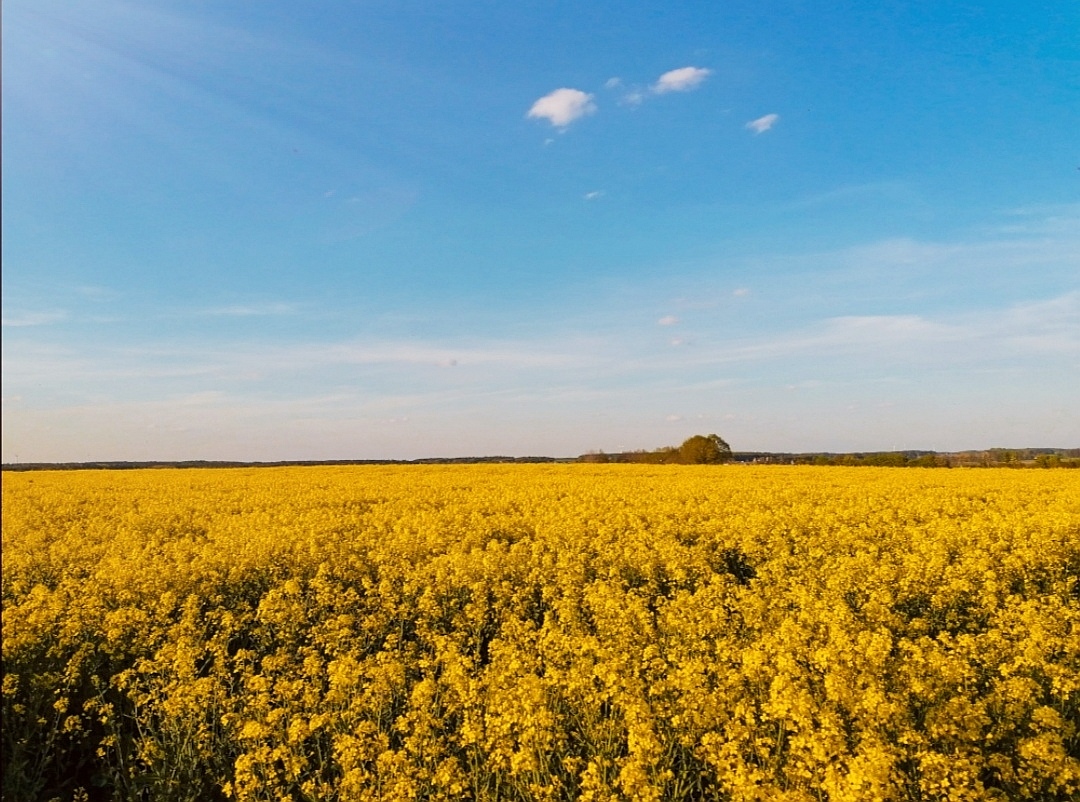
[4, 1, 1078, 463]
[3, 442, 1077, 468]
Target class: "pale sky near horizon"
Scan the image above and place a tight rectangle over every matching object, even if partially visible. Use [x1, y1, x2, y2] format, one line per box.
[3, 0, 1078, 462]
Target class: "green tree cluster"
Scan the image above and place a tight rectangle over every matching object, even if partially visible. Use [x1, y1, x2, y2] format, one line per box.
[678, 434, 733, 464]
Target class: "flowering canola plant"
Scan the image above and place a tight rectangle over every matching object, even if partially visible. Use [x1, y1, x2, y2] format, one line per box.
[3, 465, 1078, 801]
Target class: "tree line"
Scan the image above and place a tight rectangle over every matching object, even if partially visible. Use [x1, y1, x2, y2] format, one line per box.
[579, 441, 1080, 468]
[580, 434, 733, 464]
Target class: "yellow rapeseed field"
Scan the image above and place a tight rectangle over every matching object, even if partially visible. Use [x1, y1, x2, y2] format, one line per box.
[3, 465, 1078, 801]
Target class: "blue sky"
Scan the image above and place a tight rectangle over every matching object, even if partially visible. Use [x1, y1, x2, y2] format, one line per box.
[3, 0, 1078, 461]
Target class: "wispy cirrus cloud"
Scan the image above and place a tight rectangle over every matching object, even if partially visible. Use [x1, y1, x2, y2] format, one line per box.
[789, 180, 916, 210]
[652, 66, 711, 94]
[4, 291, 1077, 461]
[1, 310, 67, 327]
[631, 314, 965, 370]
[652, 293, 1080, 369]
[527, 88, 596, 128]
[284, 339, 597, 371]
[746, 113, 779, 134]
[1, 336, 599, 394]
[198, 302, 298, 317]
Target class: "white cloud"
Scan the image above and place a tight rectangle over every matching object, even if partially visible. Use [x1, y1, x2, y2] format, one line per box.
[5, 205, 1077, 461]
[658, 315, 679, 326]
[1, 310, 67, 327]
[746, 113, 779, 134]
[584, 190, 604, 201]
[659, 314, 967, 367]
[666, 414, 683, 422]
[5, 291, 1078, 461]
[621, 90, 645, 107]
[991, 292, 1080, 355]
[662, 294, 1080, 368]
[790, 180, 915, 210]
[785, 380, 824, 391]
[199, 302, 297, 317]
[604, 77, 622, 89]
[527, 88, 596, 128]
[305, 340, 590, 370]
[652, 66, 711, 94]
[733, 288, 751, 297]
[819, 314, 955, 344]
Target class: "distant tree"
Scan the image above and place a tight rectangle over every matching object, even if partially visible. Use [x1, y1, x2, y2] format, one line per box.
[678, 434, 733, 464]
[655, 447, 680, 464]
[579, 450, 610, 463]
[626, 447, 680, 464]
[863, 452, 908, 467]
[909, 453, 946, 468]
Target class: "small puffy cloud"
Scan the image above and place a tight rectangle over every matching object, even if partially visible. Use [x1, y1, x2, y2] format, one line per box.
[658, 315, 679, 326]
[621, 90, 645, 107]
[746, 113, 779, 134]
[584, 190, 604, 201]
[527, 88, 596, 128]
[653, 66, 711, 94]
[666, 414, 684, 422]
[604, 77, 622, 89]
[733, 288, 751, 297]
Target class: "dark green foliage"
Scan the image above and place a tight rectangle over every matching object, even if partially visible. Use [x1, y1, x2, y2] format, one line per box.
[677, 435, 733, 465]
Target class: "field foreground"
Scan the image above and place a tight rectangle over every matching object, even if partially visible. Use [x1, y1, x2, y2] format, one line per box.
[3, 465, 1079, 801]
